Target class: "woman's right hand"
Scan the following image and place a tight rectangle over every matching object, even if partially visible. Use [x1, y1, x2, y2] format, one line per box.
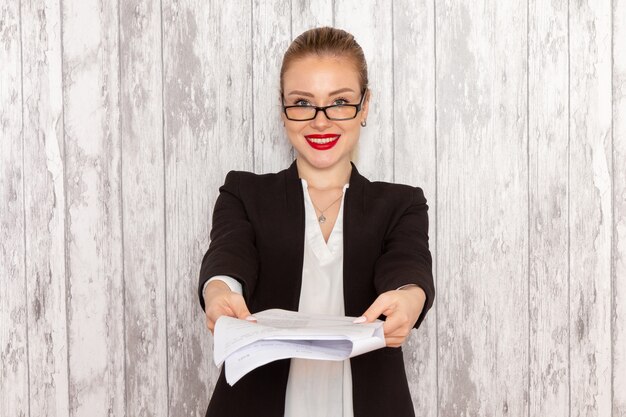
[203, 280, 255, 334]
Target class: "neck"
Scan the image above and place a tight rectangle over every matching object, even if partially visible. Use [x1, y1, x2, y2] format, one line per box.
[295, 157, 352, 190]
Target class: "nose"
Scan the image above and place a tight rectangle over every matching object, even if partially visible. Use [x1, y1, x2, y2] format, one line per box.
[309, 108, 332, 130]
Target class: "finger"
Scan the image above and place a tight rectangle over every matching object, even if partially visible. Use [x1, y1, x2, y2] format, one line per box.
[206, 318, 215, 333]
[383, 327, 410, 344]
[382, 316, 404, 336]
[206, 304, 232, 324]
[382, 309, 411, 335]
[385, 338, 403, 348]
[383, 321, 412, 345]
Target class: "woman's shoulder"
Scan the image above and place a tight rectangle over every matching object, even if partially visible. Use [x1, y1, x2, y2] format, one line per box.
[366, 179, 427, 205]
[219, 166, 290, 195]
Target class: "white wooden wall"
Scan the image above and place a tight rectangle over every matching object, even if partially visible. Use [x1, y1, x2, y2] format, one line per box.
[1, 1, 624, 416]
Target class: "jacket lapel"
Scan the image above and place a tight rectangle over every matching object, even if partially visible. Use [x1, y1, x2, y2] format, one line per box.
[343, 162, 369, 316]
[282, 160, 305, 309]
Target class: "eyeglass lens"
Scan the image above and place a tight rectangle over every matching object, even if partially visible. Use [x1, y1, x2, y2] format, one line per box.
[285, 105, 358, 121]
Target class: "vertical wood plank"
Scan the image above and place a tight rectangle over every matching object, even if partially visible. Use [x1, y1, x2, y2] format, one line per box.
[568, 1, 613, 415]
[119, 0, 167, 415]
[252, 0, 292, 173]
[334, 0, 394, 182]
[61, 0, 124, 415]
[162, 1, 253, 415]
[287, 0, 337, 169]
[290, 0, 332, 36]
[436, 1, 528, 416]
[613, 0, 626, 413]
[0, 1, 28, 416]
[393, 1, 437, 415]
[527, 1, 569, 416]
[21, 0, 69, 415]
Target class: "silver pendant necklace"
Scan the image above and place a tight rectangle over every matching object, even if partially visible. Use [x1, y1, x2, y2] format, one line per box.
[311, 193, 344, 223]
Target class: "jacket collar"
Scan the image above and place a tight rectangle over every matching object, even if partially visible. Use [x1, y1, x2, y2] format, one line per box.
[284, 159, 367, 212]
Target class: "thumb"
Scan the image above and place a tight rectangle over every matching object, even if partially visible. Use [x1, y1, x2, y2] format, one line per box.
[231, 296, 255, 321]
[354, 294, 390, 324]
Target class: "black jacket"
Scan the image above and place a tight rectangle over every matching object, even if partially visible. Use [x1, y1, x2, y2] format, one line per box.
[199, 160, 434, 417]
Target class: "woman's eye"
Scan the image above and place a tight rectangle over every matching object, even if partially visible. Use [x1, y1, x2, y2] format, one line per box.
[292, 97, 349, 106]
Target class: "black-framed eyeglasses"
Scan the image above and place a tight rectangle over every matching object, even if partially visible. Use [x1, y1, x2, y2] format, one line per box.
[281, 89, 367, 121]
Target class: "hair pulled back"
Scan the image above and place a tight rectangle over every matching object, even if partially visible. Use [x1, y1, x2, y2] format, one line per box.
[279, 26, 369, 96]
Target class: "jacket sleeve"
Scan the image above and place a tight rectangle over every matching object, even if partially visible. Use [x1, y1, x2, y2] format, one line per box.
[373, 186, 435, 329]
[198, 171, 259, 312]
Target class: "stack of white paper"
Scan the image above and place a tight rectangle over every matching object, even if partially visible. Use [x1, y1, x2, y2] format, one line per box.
[213, 309, 386, 385]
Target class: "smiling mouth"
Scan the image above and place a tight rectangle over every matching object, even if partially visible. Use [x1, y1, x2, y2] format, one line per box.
[306, 135, 340, 144]
[304, 133, 341, 151]
[303, 134, 341, 150]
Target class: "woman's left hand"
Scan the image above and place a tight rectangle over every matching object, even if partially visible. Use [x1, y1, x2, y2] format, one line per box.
[355, 286, 426, 348]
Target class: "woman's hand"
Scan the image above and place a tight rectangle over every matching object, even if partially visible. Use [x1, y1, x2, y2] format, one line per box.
[203, 280, 255, 334]
[355, 286, 426, 348]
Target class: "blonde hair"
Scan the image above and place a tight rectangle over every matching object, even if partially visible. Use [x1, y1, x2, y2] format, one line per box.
[279, 26, 369, 96]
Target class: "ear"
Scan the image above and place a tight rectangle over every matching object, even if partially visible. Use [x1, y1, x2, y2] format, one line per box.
[361, 88, 371, 122]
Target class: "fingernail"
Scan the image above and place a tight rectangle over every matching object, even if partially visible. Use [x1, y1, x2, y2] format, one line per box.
[353, 316, 367, 324]
[245, 315, 257, 322]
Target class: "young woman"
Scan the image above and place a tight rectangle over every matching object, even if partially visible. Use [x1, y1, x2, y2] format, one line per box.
[199, 27, 435, 417]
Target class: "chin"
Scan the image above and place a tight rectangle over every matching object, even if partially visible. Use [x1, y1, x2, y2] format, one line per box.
[299, 154, 346, 170]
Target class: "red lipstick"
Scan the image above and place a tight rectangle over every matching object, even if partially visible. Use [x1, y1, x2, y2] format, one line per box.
[304, 134, 341, 151]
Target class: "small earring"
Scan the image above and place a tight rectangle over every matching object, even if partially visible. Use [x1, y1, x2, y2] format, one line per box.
[360, 120, 367, 127]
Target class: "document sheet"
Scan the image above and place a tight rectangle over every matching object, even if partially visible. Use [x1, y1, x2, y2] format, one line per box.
[213, 309, 386, 385]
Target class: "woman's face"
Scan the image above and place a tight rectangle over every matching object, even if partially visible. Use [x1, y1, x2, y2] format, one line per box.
[280, 54, 369, 172]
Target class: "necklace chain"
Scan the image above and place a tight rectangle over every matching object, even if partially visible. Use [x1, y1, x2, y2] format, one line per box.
[311, 193, 343, 223]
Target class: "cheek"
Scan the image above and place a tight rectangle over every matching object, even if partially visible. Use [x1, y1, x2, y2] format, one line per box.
[285, 127, 303, 145]
[344, 124, 361, 136]
[285, 124, 305, 137]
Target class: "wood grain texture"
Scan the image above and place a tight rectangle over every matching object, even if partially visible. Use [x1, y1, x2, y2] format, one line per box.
[0, 1, 28, 416]
[291, 0, 332, 36]
[528, 1, 569, 416]
[61, 0, 124, 415]
[4, 1, 626, 415]
[436, 1, 528, 416]
[21, 0, 69, 415]
[568, 1, 613, 416]
[162, 1, 253, 415]
[613, 0, 626, 414]
[252, 0, 292, 174]
[392, 1, 437, 415]
[334, 0, 394, 182]
[119, 0, 167, 415]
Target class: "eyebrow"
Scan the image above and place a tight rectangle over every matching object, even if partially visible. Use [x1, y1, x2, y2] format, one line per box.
[287, 87, 356, 97]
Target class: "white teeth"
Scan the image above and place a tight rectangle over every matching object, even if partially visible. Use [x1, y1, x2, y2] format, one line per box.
[307, 136, 339, 144]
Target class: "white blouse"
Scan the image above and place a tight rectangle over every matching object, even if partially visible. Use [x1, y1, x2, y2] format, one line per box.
[205, 178, 352, 416]
[283, 178, 352, 417]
